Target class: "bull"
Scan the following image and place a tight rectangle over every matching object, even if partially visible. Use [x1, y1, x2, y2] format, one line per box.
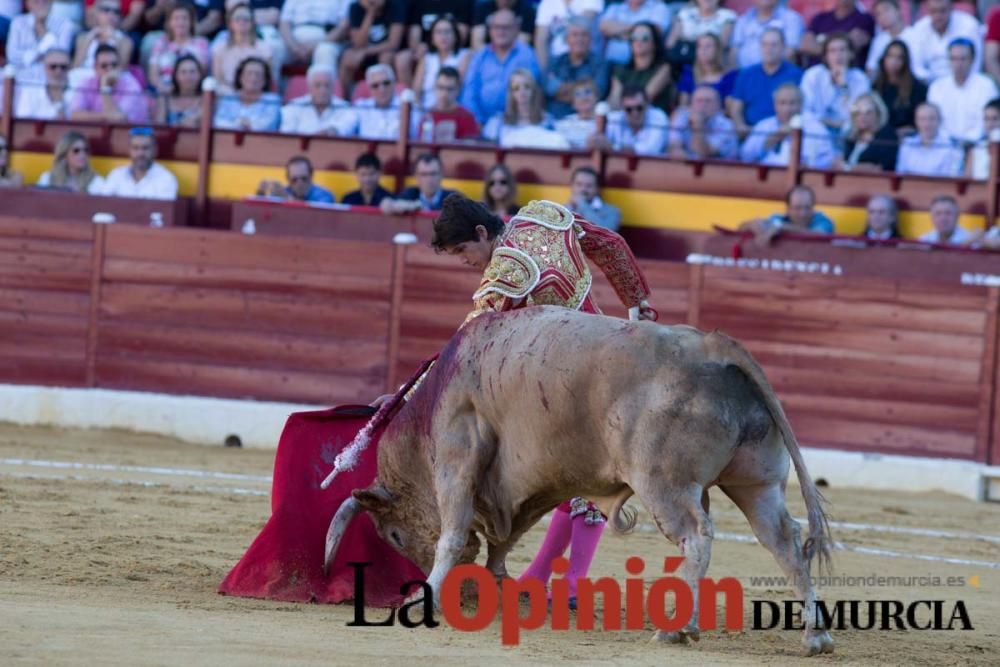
[324, 306, 835, 655]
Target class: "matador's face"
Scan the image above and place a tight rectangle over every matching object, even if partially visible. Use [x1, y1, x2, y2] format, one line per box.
[445, 225, 495, 270]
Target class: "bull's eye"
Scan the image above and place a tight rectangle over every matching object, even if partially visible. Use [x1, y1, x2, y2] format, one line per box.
[390, 529, 404, 548]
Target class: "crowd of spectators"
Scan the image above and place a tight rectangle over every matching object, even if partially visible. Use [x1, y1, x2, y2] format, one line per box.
[3, 0, 1000, 176]
[737, 184, 1000, 248]
[1, 0, 1000, 246]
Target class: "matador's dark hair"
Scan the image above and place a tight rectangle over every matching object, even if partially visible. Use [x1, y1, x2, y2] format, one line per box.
[431, 193, 505, 251]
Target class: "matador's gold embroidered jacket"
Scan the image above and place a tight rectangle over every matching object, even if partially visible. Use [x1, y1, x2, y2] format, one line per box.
[464, 200, 650, 325]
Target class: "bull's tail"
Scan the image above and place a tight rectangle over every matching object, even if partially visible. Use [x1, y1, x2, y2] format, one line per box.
[704, 330, 833, 575]
[608, 487, 637, 534]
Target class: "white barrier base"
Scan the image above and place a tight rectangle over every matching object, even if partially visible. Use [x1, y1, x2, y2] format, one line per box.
[0, 384, 991, 500]
[800, 448, 988, 502]
[0, 384, 322, 450]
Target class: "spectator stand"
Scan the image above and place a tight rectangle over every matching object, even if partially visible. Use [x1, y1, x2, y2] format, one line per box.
[4, 67, 1000, 240]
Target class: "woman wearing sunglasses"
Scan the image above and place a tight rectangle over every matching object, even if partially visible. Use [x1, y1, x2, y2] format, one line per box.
[481, 163, 519, 217]
[608, 21, 673, 114]
[36, 131, 106, 194]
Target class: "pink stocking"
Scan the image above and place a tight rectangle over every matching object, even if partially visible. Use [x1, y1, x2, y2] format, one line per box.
[566, 515, 605, 598]
[518, 509, 573, 588]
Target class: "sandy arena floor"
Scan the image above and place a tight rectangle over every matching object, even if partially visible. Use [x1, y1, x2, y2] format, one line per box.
[0, 423, 998, 666]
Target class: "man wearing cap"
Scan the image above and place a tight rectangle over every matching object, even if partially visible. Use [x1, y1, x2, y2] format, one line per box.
[99, 128, 178, 200]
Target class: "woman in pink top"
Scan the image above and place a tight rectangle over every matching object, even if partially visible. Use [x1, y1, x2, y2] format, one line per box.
[147, 2, 210, 93]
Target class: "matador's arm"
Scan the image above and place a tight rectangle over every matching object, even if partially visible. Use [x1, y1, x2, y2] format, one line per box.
[574, 215, 651, 308]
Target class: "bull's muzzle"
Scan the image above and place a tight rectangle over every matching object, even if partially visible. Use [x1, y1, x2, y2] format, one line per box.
[323, 496, 361, 576]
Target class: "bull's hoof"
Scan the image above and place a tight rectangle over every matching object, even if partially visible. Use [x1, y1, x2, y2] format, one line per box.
[405, 589, 442, 613]
[802, 630, 834, 656]
[651, 625, 700, 645]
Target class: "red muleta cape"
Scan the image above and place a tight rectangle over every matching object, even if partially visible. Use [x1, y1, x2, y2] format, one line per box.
[218, 405, 424, 607]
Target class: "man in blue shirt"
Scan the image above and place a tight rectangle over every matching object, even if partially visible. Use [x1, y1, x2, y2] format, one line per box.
[460, 7, 541, 124]
[728, 27, 803, 138]
[739, 185, 836, 245]
[544, 17, 609, 118]
[285, 155, 335, 203]
[381, 153, 456, 213]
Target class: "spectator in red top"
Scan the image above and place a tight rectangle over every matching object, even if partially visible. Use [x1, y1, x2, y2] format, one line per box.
[417, 66, 480, 142]
[985, 6, 1000, 84]
[799, 0, 874, 70]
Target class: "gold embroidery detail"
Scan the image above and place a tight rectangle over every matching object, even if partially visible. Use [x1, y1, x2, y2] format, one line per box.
[511, 200, 575, 231]
[473, 247, 540, 300]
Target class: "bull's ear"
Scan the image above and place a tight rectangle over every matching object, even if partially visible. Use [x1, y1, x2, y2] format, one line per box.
[353, 485, 392, 514]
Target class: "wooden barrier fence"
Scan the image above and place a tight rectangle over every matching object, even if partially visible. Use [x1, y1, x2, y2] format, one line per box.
[2, 217, 998, 464]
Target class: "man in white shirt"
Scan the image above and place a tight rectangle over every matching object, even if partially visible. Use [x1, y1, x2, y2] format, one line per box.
[5, 0, 76, 81]
[918, 195, 974, 245]
[895, 102, 964, 176]
[927, 39, 998, 145]
[740, 83, 835, 168]
[904, 0, 982, 82]
[279, 64, 357, 136]
[100, 128, 179, 200]
[596, 86, 668, 155]
[14, 47, 70, 119]
[350, 63, 406, 140]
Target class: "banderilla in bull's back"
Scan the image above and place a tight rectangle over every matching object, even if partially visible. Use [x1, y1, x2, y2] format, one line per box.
[347, 556, 745, 645]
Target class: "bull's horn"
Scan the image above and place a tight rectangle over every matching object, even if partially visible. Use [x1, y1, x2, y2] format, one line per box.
[323, 496, 361, 576]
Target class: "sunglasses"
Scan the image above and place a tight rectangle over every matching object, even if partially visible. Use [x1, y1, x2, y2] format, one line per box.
[630, 33, 652, 42]
[624, 105, 645, 114]
[47, 62, 70, 71]
[370, 80, 392, 89]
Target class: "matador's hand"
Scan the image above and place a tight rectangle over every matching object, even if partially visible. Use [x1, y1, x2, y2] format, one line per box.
[638, 300, 658, 321]
[369, 394, 394, 408]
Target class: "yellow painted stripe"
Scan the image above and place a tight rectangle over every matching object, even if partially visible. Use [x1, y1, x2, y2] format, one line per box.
[602, 187, 985, 238]
[8, 150, 986, 238]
